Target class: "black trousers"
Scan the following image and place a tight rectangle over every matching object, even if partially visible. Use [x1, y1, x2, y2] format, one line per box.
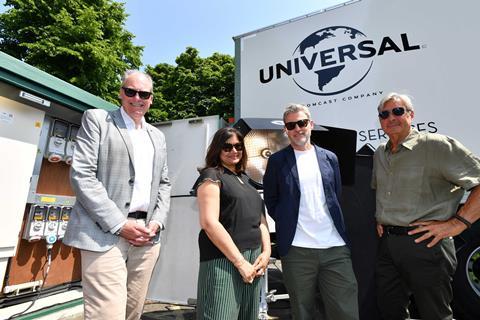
[375, 234, 457, 320]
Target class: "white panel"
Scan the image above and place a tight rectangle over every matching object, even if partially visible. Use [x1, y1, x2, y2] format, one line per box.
[0, 288, 83, 319]
[155, 116, 220, 196]
[238, 0, 480, 154]
[147, 197, 201, 304]
[259, 191, 275, 232]
[0, 97, 44, 256]
[0, 258, 8, 295]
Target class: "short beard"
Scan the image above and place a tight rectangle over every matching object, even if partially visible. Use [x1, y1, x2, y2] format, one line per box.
[290, 133, 310, 148]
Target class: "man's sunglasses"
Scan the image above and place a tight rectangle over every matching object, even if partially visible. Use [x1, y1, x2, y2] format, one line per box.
[122, 87, 152, 100]
[222, 143, 244, 152]
[378, 107, 409, 120]
[285, 119, 310, 131]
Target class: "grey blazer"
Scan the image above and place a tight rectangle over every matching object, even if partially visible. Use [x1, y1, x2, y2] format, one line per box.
[63, 108, 171, 252]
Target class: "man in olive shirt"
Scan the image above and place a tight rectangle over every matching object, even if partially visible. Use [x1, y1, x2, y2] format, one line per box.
[372, 92, 480, 320]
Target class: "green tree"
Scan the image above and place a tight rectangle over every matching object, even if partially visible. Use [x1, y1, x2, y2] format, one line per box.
[146, 47, 235, 122]
[0, 0, 142, 103]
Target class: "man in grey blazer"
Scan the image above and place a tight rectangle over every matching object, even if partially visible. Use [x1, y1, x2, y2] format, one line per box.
[63, 70, 171, 320]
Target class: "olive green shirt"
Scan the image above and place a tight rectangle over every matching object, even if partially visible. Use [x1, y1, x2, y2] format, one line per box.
[372, 129, 480, 226]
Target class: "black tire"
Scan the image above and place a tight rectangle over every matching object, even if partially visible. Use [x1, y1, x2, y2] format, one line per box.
[453, 237, 480, 320]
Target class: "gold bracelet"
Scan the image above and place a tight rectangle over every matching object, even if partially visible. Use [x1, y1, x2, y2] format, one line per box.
[454, 213, 472, 229]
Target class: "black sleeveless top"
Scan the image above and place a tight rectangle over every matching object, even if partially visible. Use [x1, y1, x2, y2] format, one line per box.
[194, 167, 264, 262]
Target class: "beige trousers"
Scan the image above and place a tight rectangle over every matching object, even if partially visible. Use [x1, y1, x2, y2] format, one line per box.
[80, 220, 161, 320]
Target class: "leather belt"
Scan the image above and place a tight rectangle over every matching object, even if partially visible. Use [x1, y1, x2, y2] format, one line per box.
[383, 225, 416, 236]
[127, 211, 147, 219]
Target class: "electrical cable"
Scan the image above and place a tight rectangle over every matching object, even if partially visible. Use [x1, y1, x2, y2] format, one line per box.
[6, 244, 53, 320]
[0, 281, 82, 308]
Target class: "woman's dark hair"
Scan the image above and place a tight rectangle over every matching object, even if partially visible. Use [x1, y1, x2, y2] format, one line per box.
[204, 127, 248, 172]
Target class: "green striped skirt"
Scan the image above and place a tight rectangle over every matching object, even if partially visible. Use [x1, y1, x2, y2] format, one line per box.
[196, 247, 262, 320]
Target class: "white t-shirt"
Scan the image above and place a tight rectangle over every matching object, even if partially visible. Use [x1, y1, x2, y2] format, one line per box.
[291, 147, 345, 249]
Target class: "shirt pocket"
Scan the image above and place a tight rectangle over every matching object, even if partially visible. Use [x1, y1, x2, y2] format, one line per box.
[390, 165, 424, 212]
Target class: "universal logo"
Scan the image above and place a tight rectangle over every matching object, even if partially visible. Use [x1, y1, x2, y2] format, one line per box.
[259, 26, 422, 96]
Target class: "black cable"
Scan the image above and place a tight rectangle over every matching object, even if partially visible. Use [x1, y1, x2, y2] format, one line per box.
[0, 282, 81, 308]
[7, 245, 53, 319]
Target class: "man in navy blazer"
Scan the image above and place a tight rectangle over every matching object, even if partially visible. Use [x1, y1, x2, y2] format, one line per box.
[263, 104, 358, 320]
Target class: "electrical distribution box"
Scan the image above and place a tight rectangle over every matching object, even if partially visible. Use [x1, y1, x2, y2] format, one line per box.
[64, 125, 79, 165]
[44, 206, 61, 243]
[46, 119, 69, 163]
[23, 205, 48, 242]
[23, 203, 73, 242]
[57, 206, 71, 239]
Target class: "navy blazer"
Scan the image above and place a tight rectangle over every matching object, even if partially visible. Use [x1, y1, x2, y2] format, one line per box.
[263, 144, 349, 257]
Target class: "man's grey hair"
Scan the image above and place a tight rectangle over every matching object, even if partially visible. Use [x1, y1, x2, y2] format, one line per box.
[283, 103, 311, 122]
[377, 92, 414, 112]
[121, 70, 153, 91]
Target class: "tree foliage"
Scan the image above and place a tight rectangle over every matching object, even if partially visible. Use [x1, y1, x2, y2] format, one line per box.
[0, 0, 142, 103]
[0, 2, 235, 121]
[146, 47, 235, 122]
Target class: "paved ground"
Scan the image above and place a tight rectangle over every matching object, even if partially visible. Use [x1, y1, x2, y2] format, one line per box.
[141, 302, 196, 320]
[140, 262, 292, 320]
[141, 300, 292, 320]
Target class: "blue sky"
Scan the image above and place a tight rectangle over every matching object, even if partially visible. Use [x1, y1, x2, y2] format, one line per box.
[0, 0, 347, 66]
[123, 0, 346, 66]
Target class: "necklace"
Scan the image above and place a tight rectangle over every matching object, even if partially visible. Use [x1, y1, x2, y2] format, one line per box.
[223, 165, 245, 184]
[235, 175, 245, 184]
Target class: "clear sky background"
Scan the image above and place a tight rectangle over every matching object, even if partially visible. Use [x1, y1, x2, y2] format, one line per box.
[123, 0, 346, 66]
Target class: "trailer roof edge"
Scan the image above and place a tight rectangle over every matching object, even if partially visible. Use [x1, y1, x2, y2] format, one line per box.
[0, 51, 117, 112]
[232, 0, 361, 40]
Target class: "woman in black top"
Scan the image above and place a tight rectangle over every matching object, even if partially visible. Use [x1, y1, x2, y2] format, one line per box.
[194, 127, 271, 320]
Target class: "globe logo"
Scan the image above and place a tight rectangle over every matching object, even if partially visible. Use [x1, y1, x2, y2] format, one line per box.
[257, 27, 420, 95]
[292, 26, 373, 96]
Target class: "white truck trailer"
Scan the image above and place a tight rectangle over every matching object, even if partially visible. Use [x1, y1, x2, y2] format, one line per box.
[233, 0, 480, 319]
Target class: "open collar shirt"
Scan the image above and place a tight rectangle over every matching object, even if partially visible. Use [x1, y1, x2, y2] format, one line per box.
[372, 129, 480, 226]
[120, 107, 154, 213]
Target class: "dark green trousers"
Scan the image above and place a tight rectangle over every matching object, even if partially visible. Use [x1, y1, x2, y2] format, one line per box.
[376, 234, 457, 320]
[282, 245, 359, 320]
[196, 247, 261, 320]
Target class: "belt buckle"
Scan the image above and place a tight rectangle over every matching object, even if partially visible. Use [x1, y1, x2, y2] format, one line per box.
[384, 225, 391, 236]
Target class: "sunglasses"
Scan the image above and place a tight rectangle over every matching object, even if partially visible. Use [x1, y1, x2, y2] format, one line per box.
[285, 119, 310, 131]
[378, 107, 409, 120]
[122, 87, 152, 100]
[222, 143, 244, 152]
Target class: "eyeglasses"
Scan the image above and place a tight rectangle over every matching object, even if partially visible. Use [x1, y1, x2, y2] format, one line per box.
[222, 143, 243, 152]
[285, 119, 310, 130]
[122, 87, 152, 100]
[378, 107, 409, 120]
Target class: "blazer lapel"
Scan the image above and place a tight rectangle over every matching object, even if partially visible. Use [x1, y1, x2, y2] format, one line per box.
[111, 108, 135, 166]
[314, 146, 330, 194]
[285, 145, 300, 190]
[146, 125, 160, 180]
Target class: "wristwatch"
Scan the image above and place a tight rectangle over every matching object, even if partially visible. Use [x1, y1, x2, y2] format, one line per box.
[114, 226, 123, 236]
